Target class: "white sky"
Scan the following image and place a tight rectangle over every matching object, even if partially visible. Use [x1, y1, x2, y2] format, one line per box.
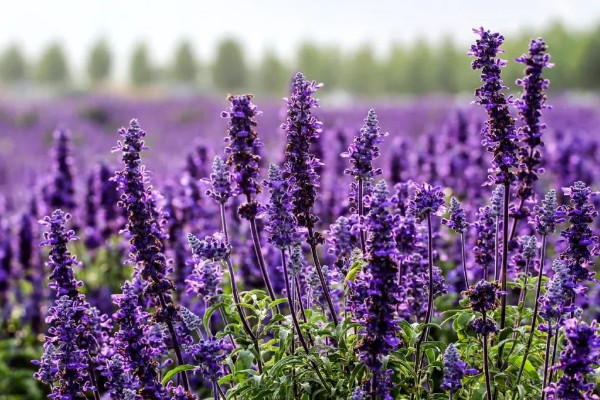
[0, 0, 598, 77]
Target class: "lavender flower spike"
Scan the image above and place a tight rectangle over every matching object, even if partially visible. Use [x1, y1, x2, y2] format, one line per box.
[531, 189, 565, 236]
[469, 27, 519, 185]
[515, 38, 553, 202]
[440, 344, 477, 394]
[443, 197, 469, 234]
[407, 182, 445, 223]
[205, 155, 233, 205]
[343, 108, 387, 180]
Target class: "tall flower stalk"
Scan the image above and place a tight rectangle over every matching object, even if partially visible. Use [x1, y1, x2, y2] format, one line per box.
[204, 155, 262, 371]
[513, 189, 564, 393]
[409, 182, 445, 372]
[443, 197, 470, 288]
[222, 94, 277, 302]
[510, 38, 553, 240]
[112, 119, 190, 391]
[354, 180, 401, 400]
[343, 108, 387, 253]
[470, 27, 519, 366]
[282, 72, 338, 325]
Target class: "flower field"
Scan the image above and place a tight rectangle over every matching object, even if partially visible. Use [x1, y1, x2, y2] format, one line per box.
[1, 28, 600, 400]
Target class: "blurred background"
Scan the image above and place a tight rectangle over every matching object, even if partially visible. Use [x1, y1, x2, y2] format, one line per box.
[0, 0, 599, 101]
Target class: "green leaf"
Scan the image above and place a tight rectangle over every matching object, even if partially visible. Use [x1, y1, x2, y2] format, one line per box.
[161, 364, 196, 385]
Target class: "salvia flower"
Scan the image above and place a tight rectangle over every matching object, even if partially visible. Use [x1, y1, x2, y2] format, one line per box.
[350, 387, 367, 400]
[205, 155, 233, 205]
[407, 182, 445, 223]
[184, 337, 233, 382]
[469, 27, 519, 185]
[186, 259, 223, 304]
[222, 94, 263, 199]
[112, 119, 173, 297]
[355, 180, 401, 399]
[187, 232, 231, 262]
[514, 38, 553, 201]
[560, 181, 599, 287]
[180, 306, 203, 332]
[522, 235, 538, 260]
[472, 206, 496, 275]
[102, 354, 137, 399]
[39, 209, 82, 299]
[545, 319, 600, 400]
[263, 163, 303, 249]
[466, 280, 503, 335]
[539, 260, 575, 324]
[490, 185, 505, 217]
[531, 189, 565, 236]
[45, 128, 77, 212]
[282, 72, 323, 230]
[288, 245, 305, 277]
[327, 215, 360, 274]
[440, 344, 478, 394]
[442, 197, 469, 234]
[343, 108, 387, 180]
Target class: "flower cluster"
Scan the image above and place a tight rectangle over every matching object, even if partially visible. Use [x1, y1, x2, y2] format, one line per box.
[44, 128, 77, 212]
[184, 337, 233, 382]
[539, 260, 575, 324]
[282, 72, 323, 229]
[407, 182, 445, 223]
[560, 181, 599, 287]
[466, 280, 503, 335]
[490, 185, 504, 217]
[545, 319, 600, 400]
[514, 38, 553, 201]
[472, 206, 496, 276]
[343, 108, 387, 180]
[186, 259, 223, 304]
[440, 344, 477, 394]
[112, 119, 173, 298]
[39, 209, 82, 299]
[263, 164, 303, 249]
[222, 94, 263, 199]
[531, 189, 564, 236]
[469, 27, 519, 185]
[355, 180, 401, 399]
[443, 197, 469, 234]
[327, 215, 360, 274]
[187, 232, 231, 262]
[205, 155, 233, 205]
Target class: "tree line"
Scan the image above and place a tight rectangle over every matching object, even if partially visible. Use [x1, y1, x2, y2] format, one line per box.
[0, 22, 598, 96]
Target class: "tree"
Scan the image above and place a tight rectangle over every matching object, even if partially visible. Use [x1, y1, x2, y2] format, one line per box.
[296, 42, 341, 91]
[36, 43, 69, 84]
[404, 39, 434, 95]
[0, 44, 27, 83]
[257, 49, 289, 95]
[129, 43, 153, 86]
[434, 38, 460, 93]
[87, 39, 112, 84]
[343, 44, 381, 96]
[383, 43, 408, 95]
[172, 40, 197, 83]
[213, 38, 247, 91]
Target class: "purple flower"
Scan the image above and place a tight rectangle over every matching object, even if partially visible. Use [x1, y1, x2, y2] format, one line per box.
[514, 38, 553, 201]
[102, 354, 137, 399]
[440, 343, 477, 393]
[282, 72, 323, 230]
[35, 296, 92, 399]
[112, 281, 169, 399]
[327, 215, 360, 274]
[186, 259, 223, 304]
[539, 260, 575, 324]
[522, 235, 538, 260]
[442, 197, 469, 234]
[221, 94, 263, 199]
[472, 206, 496, 274]
[44, 128, 76, 212]
[490, 185, 504, 217]
[343, 108, 387, 180]
[205, 155, 233, 205]
[187, 232, 231, 262]
[112, 119, 174, 298]
[469, 27, 519, 185]
[183, 337, 232, 382]
[531, 189, 565, 236]
[560, 182, 599, 287]
[355, 180, 401, 399]
[407, 182, 445, 223]
[179, 306, 203, 332]
[288, 245, 304, 277]
[263, 163, 303, 249]
[466, 280, 503, 336]
[350, 387, 366, 400]
[545, 319, 600, 400]
[39, 209, 82, 299]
